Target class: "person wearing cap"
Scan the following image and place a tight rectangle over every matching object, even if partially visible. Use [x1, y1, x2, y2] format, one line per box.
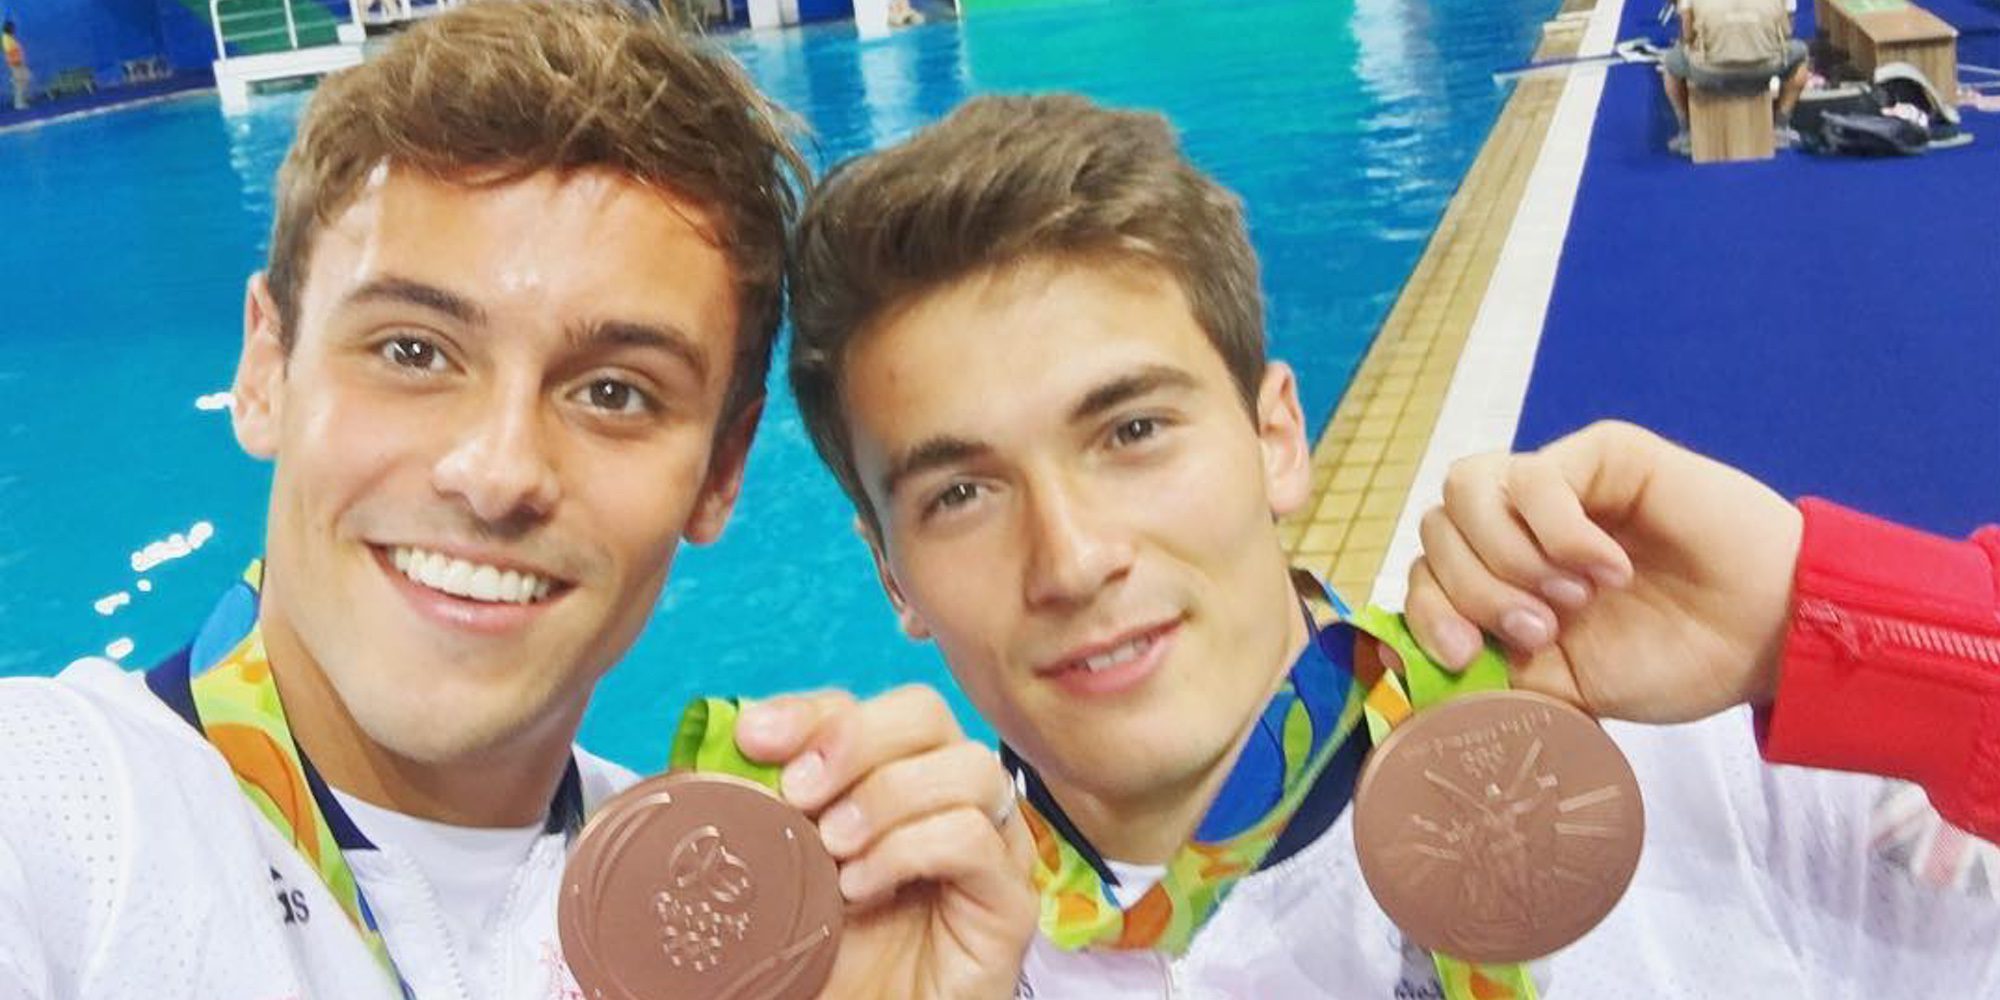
[1399, 419, 2000, 846]
[0, 4, 1035, 997]
[784, 92, 2000, 998]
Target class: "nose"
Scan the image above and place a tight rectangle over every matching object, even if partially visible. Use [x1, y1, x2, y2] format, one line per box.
[1021, 473, 1132, 610]
[432, 385, 561, 531]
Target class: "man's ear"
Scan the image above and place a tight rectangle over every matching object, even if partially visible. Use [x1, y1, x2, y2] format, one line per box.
[232, 273, 288, 460]
[686, 397, 764, 546]
[859, 515, 932, 640]
[1256, 361, 1312, 518]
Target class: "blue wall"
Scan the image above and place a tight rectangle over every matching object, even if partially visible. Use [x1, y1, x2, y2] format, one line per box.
[797, 0, 854, 22]
[3, 0, 213, 86]
[158, 0, 221, 74]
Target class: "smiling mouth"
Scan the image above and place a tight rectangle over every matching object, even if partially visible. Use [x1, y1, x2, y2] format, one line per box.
[1079, 632, 1159, 672]
[384, 545, 565, 605]
[1045, 619, 1181, 675]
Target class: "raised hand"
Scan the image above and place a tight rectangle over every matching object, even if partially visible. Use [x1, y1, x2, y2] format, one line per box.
[735, 687, 1035, 999]
[1402, 421, 1803, 723]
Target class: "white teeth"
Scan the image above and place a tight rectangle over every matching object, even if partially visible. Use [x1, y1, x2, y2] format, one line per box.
[389, 546, 556, 605]
[1082, 634, 1152, 673]
[467, 565, 501, 602]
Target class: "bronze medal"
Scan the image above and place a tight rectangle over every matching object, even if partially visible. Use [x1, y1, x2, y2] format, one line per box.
[1353, 690, 1643, 964]
[559, 772, 843, 1000]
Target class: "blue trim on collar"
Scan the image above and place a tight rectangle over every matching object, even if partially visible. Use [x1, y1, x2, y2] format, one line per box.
[1002, 598, 1369, 880]
[1002, 742, 1123, 886]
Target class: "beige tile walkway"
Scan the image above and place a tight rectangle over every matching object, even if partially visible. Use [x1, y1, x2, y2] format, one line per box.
[1281, 5, 1591, 605]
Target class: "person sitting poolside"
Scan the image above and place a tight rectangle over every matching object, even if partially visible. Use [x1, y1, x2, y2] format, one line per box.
[1660, 0, 1812, 153]
[784, 92, 2000, 997]
[0, 4, 1036, 997]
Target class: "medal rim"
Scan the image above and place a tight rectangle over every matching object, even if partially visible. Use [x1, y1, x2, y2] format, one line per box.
[1352, 688, 1644, 964]
[558, 771, 844, 1000]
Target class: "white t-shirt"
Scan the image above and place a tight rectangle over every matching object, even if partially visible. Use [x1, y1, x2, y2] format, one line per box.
[0, 657, 638, 1000]
[335, 791, 547, 999]
[1018, 709, 2000, 998]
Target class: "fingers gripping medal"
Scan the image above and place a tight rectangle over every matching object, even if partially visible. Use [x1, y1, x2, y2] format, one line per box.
[559, 700, 842, 1000]
[1350, 608, 1644, 968]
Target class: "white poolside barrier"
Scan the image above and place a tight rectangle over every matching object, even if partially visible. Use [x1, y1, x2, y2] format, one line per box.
[209, 0, 463, 112]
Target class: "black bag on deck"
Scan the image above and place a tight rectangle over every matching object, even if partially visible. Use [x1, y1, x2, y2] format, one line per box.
[1817, 112, 1931, 155]
[1795, 83, 1929, 156]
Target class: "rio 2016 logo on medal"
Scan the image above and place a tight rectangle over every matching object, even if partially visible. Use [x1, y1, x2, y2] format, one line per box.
[560, 773, 843, 1000]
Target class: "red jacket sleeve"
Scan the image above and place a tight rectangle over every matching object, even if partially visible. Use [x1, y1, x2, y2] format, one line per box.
[1759, 498, 2000, 842]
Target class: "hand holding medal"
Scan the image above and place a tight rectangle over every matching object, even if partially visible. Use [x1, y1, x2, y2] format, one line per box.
[560, 700, 841, 1000]
[1348, 608, 1644, 977]
[559, 691, 1036, 1000]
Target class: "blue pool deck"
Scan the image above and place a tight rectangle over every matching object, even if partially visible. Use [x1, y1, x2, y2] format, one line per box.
[1273, 0, 2000, 607]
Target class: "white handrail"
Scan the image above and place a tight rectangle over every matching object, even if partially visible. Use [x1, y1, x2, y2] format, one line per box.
[213, 0, 336, 58]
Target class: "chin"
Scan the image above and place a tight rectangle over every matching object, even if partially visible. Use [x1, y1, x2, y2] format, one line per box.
[348, 680, 527, 764]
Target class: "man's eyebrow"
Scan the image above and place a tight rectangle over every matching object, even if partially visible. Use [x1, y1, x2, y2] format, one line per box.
[567, 320, 711, 384]
[341, 276, 486, 326]
[1069, 365, 1200, 422]
[880, 436, 991, 500]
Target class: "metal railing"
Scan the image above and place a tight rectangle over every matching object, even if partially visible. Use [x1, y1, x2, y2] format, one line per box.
[210, 0, 364, 60]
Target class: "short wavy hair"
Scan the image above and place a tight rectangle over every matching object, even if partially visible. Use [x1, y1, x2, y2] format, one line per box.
[265, 0, 808, 423]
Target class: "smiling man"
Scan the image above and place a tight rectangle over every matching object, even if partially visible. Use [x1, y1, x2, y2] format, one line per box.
[0, 5, 1032, 998]
[787, 93, 2000, 997]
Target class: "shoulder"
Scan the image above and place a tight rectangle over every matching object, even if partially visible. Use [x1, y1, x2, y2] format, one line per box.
[572, 746, 641, 812]
[0, 658, 230, 854]
[0, 661, 201, 986]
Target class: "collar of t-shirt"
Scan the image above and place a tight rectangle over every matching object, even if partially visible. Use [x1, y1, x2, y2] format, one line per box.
[1103, 859, 1167, 908]
[333, 789, 544, 994]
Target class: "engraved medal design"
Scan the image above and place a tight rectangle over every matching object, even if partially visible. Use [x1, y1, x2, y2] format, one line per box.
[559, 772, 843, 1000]
[1353, 690, 1643, 964]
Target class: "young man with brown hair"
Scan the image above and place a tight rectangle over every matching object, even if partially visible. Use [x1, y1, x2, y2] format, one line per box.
[0, 4, 1033, 997]
[788, 93, 2000, 997]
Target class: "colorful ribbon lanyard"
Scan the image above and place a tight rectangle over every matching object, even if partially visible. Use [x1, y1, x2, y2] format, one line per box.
[1356, 605, 1541, 1000]
[145, 562, 582, 998]
[1006, 586, 1536, 1000]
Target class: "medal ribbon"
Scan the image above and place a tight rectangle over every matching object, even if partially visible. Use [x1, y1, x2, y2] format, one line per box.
[145, 562, 408, 994]
[1352, 605, 1540, 1000]
[1013, 594, 1536, 999]
[146, 562, 583, 998]
[662, 593, 1539, 998]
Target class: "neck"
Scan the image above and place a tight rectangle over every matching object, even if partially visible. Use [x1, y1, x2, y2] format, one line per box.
[1046, 604, 1313, 865]
[259, 624, 577, 830]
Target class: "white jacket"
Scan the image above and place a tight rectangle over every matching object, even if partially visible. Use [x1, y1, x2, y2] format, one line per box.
[0, 658, 636, 1000]
[1019, 709, 2000, 998]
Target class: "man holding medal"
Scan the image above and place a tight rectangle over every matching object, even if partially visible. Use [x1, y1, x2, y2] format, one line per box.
[0, 3, 1034, 997]
[785, 93, 2000, 997]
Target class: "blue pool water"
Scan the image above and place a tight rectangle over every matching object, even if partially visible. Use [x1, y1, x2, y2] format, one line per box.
[0, 0, 1552, 768]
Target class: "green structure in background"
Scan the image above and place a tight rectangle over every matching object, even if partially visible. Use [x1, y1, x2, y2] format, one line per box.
[190, 0, 344, 57]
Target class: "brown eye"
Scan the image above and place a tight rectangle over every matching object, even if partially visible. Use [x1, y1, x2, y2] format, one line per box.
[923, 481, 985, 520]
[1111, 417, 1160, 447]
[381, 337, 442, 371]
[575, 378, 654, 416]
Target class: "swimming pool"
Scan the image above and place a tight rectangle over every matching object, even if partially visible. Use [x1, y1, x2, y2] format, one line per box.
[0, 0, 1553, 767]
